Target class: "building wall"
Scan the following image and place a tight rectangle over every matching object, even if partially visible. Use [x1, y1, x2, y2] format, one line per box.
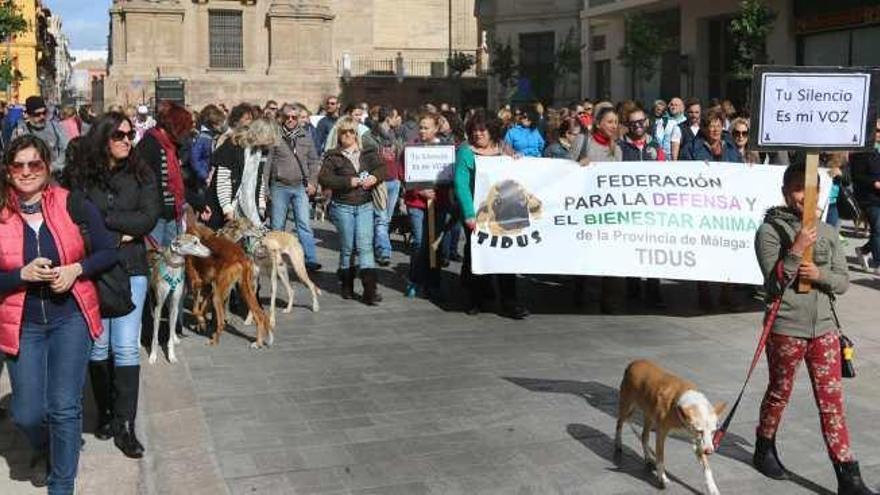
[480, 0, 582, 109]
[106, 0, 482, 111]
[1, 0, 40, 103]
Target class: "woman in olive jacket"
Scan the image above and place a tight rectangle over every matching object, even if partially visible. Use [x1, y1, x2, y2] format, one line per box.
[318, 116, 385, 305]
[752, 163, 875, 495]
[63, 112, 160, 459]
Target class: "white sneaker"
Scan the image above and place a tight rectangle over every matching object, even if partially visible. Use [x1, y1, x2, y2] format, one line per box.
[856, 246, 872, 271]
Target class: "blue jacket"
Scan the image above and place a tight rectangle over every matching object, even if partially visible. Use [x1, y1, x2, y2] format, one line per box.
[190, 126, 218, 182]
[504, 125, 545, 157]
[681, 137, 743, 163]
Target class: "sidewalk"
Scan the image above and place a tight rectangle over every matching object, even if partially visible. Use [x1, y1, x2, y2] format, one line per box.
[2, 222, 880, 494]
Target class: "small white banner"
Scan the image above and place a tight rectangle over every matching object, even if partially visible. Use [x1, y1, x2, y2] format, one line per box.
[471, 158, 830, 284]
[757, 72, 872, 148]
[404, 145, 456, 186]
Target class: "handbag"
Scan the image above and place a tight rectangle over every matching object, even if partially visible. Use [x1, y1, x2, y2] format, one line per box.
[67, 191, 136, 318]
[829, 294, 856, 379]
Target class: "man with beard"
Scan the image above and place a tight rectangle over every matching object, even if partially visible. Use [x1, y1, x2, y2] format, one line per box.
[12, 96, 69, 172]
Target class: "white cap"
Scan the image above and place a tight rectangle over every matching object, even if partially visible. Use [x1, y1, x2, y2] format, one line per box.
[137, 105, 149, 115]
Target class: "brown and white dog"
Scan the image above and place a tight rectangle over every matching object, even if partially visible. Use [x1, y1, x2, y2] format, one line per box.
[615, 359, 726, 495]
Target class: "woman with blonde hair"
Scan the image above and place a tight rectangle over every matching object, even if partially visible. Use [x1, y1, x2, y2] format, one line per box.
[209, 117, 277, 227]
[58, 105, 81, 140]
[319, 116, 385, 304]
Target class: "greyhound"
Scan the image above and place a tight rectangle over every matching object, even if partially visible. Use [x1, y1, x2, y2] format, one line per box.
[148, 233, 211, 364]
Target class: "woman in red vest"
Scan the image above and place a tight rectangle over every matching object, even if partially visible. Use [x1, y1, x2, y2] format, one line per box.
[0, 135, 117, 492]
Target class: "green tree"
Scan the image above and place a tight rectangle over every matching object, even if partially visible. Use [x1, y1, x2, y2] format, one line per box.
[729, 0, 776, 80]
[489, 38, 517, 103]
[0, 0, 27, 88]
[553, 28, 581, 101]
[447, 51, 475, 78]
[618, 14, 671, 100]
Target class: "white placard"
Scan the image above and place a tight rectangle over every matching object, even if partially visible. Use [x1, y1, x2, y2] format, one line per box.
[404, 145, 456, 185]
[310, 115, 323, 129]
[471, 158, 831, 284]
[757, 72, 872, 148]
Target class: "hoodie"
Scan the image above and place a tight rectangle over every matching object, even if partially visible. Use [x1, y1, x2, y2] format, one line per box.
[754, 206, 848, 339]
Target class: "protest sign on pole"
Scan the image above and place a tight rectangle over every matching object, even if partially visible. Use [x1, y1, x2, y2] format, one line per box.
[470, 158, 831, 285]
[404, 145, 456, 268]
[751, 66, 878, 291]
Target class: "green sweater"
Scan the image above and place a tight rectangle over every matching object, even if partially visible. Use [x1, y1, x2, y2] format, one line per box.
[754, 207, 848, 338]
[454, 145, 478, 220]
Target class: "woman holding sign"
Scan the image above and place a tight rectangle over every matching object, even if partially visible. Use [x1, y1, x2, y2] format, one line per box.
[403, 113, 450, 300]
[453, 111, 529, 319]
[753, 163, 876, 495]
[318, 117, 385, 305]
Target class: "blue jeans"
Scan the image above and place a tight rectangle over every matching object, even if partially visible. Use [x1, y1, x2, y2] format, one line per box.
[148, 217, 180, 248]
[865, 205, 880, 268]
[6, 312, 92, 495]
[271, 184, 318, 265]
[92, 276, 148, 366]
[374, 180, 401, 260]
[442, 221, 462, 259]
[407, 206, 441, 288]
[826, 203, 840, 229]
[329, 201, 375, 270]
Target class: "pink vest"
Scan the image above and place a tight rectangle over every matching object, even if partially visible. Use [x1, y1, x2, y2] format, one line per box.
[0, 185, 103, 355]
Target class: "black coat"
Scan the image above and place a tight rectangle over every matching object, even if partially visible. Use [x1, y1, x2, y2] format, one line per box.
[851, 149, 880, 208]
[83, 165, 161, 276]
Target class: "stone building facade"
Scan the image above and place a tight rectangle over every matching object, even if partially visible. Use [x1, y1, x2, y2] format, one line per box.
[106, 0, 481, 111]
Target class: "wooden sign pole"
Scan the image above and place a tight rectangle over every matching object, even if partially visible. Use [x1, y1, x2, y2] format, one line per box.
[427, 198, 437, 269]
[797, 153, 820, 293]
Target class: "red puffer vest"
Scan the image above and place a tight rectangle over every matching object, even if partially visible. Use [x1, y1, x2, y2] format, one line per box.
[0, 185, 103, 355]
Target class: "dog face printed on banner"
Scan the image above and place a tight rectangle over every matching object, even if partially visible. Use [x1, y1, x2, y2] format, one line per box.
[476, 180, 543, 236]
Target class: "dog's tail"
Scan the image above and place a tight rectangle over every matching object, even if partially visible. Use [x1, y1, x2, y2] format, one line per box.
[240, 261, 271, 331]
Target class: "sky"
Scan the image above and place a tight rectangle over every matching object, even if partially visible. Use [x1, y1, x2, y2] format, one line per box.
[43, 0, 112, 56]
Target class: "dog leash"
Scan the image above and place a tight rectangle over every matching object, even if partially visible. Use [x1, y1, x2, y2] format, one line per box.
[713, 261, 794, 449]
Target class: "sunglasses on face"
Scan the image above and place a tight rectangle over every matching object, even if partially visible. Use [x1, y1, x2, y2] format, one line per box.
[733, 130, 749, 138]
[111, 130, 137, 142]
[285, 114, 298, 121]
[628, 119, 647, 128]
[8, 159, 47, 174]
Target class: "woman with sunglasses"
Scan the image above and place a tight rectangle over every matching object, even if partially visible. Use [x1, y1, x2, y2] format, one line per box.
[0, 135, 117, 492]
[730, 117, 760, 164]
[63, 113, 160, 459]
[319, 116, 385, 304]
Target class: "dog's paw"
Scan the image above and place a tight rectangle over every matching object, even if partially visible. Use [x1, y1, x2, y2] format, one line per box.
[243, 314, 254, 326]
[658, 473, 669, 489]
[312, 301, 320, 313]
[148, 353, 158, 365]
[283, 307, 293, 314]
[249, 341, 262, 349]
[266, 331, 275, 346]
[169, 354, 178, 364]
[171, 333, 181, 345]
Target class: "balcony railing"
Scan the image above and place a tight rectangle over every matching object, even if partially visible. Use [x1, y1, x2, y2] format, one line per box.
[337, 56, 482, 79]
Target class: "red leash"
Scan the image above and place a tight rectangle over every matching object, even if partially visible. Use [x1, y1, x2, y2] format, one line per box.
[713, 262, 791, 449]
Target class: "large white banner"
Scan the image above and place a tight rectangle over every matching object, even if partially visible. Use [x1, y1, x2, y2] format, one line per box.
[471, 158, 831, 284]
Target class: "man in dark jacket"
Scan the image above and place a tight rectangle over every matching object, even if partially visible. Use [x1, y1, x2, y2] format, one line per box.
[852, 118, 880, 274]
[671, 97, 701, 160]
[315, 95, 340, 153]
[266, 104, 322, 271]
[619, 107, 666, 308]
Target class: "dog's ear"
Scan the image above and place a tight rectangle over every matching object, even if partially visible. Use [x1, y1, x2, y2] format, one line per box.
[713, 401, 727, 416]
[676, 404, 695, 425]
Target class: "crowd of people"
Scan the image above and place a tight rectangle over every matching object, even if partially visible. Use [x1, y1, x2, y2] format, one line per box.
[0, 89, 876, 494]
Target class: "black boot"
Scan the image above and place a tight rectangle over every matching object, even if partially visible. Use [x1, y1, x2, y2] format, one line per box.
[753, 435, 789, 480]
[88, 360, 114, 440]
[112, 366, 144, 459]
[338, 268, 356, 300]
[361, 269, 382, 306]
[835, 461, 878, 495]
[29, 451, 49, 488]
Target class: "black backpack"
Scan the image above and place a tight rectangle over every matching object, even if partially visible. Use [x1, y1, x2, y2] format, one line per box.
[66, 190, 135, 318]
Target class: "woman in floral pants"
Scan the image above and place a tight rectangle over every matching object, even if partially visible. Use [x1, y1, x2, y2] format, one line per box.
[754, 163, 875, 495]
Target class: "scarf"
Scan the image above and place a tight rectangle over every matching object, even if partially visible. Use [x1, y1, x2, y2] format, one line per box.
[592, 131, 611, 147]
[148, 127, 185, 218]
[281, 124, 304, 144]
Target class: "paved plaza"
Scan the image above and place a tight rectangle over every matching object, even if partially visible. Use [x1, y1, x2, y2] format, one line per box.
[2, 222, 880, 494]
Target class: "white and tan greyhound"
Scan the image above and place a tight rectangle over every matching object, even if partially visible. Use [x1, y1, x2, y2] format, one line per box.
[148, 233, 211, 364]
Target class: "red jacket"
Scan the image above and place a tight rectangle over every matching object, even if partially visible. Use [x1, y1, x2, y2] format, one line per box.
[0, 186, 102, 355]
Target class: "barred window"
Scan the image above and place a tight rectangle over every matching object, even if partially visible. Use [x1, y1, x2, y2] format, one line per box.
[209, 10, 243, 69]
